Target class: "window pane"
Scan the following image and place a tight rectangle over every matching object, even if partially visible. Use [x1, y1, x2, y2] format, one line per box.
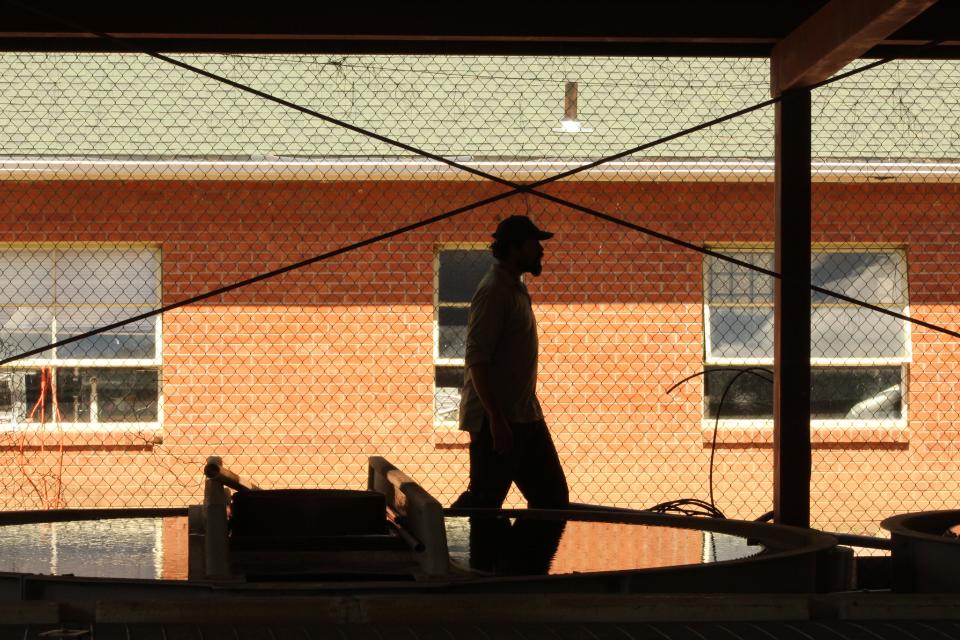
[811, 306, 906, 358]
[710, 306, 906, 360]
[435, 365, 464, 388]
[434, 386, 461, 424]
[23, 369, 50, 424]
[0, 307, 52, 360]
[438, 306, 470, 359]
[812, 367, 902, 419]
[708, 307, 773, 359]
[704, 368, 773, 418]
[56, 308, 156, 359]
[0, 371, 27, 425]
[438, 250, 494, 303]
[0, 250, 52, 305]
[704, 366, 902, 420]
[706, 252, 773, 303]
[56, 367, 159, 423]
[434, 366, 464, 424]
[0, 377, 10, 412]
[812, 251, 905, 304]
[708, 251, 907, 305]
[56, 248, 159, 305]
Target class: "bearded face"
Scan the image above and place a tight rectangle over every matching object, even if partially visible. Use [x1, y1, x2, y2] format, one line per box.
[519, 237, 545, 276]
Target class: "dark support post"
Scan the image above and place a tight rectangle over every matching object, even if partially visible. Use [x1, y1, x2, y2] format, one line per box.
[773, 88, 812, 528]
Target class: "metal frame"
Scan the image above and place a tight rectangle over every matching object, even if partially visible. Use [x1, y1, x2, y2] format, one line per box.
[2, 1, 959, 58]
[0, 0, 953, 529]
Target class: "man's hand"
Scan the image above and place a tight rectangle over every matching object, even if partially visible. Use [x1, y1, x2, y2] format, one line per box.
[490, 413, 514, 455]
[469, 363, 513, 454]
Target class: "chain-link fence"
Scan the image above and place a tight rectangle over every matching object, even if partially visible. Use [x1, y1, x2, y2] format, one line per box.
[0, 51, 957, 538]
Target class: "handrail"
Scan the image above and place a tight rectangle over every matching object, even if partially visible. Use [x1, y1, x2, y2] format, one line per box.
[203, 456, 259, 492]
[826, 532, 891, 550]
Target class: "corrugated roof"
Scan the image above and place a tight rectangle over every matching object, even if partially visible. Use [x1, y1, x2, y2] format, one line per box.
[0, 54, 958, 161]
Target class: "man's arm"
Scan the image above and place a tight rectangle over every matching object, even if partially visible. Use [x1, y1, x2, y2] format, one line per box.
[469, 362, 513, 454]
[463, 284, 513, 453]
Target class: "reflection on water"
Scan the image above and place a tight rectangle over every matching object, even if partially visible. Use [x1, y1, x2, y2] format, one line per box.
[445, 516, 764, 575]
[0, 515, 762, 580]
[447, 515, 566, 576]
[0, 517, 185, 580]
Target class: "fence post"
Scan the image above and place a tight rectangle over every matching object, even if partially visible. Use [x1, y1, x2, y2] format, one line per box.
[203, 455, 231, 578]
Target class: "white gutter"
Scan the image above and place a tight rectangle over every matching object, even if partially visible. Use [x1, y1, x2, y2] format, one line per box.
[0, 158, 959, 182]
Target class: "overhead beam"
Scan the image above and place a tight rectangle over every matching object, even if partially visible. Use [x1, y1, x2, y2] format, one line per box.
[1, 0, 958, 56]
[771, 0, 938, 94]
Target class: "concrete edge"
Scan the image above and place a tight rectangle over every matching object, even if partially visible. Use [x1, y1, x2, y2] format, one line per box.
[0, 601, 60, 625]
[90, 593, 960, 624]
[95, 594, 812, 624]
[815, 593, 960, 620]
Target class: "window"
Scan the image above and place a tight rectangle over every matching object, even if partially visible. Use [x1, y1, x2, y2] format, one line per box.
[704, 249, 909, 424]
[434, 247, 495, 426]
[0, 246, 161, 430]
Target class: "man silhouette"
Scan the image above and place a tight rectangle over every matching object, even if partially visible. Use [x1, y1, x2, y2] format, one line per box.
[452, 215, 569, 509]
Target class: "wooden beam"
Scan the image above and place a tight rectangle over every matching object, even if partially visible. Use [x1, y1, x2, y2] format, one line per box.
[773, 89, 812, 528]
[771, 0, 938, 94]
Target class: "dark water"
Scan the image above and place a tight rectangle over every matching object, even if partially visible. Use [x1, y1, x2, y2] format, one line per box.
[0, 515, 762, 580]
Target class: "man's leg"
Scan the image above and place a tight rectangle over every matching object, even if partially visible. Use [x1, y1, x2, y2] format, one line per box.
[513, 420, 569, 509]
[451, 420, 513, 508]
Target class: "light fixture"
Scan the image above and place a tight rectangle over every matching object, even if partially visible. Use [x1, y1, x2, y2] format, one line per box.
[554, 80, 592, 133]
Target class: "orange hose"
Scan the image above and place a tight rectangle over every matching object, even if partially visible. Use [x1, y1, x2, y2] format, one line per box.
[19, 367, 67, 508]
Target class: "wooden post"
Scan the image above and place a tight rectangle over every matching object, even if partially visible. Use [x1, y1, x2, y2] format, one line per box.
[368, 456, 449, 576]
[773, 88, 812, 528]
[203, 456, 231, 578]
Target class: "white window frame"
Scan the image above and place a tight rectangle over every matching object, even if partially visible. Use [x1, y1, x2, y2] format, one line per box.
[702, 244, 910, 429]
[0, 243, 163, 432]
[433, 243, 493, 427]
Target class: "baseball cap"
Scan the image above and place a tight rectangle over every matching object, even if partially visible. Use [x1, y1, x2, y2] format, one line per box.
[492, 215, 555, 243]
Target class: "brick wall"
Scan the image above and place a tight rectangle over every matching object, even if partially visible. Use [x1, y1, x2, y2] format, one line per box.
[0, 178, 958, 536]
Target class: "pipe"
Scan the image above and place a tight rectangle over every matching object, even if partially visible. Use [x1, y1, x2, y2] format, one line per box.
[203, 457, 259, 492]
[830, 532, 892, 550]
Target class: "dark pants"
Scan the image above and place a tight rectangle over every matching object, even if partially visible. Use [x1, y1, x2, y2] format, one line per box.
[452, 419, 569, 509]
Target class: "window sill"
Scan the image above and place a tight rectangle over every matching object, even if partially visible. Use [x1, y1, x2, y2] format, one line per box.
[433, 425, 470, 449]
[701, 421, 908, 447]
[0, 428, 162, 450]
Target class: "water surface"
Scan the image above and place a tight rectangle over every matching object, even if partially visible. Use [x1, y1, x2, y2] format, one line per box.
[0, 517, 170, 579]
[444, 515, 763, 575]
[0, 514, 762, 579]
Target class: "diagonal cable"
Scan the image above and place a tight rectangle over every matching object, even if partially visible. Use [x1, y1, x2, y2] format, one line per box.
[2, 2, 938, 270]
[1, 0, 956, 366]
[4, 0, 776, 197]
